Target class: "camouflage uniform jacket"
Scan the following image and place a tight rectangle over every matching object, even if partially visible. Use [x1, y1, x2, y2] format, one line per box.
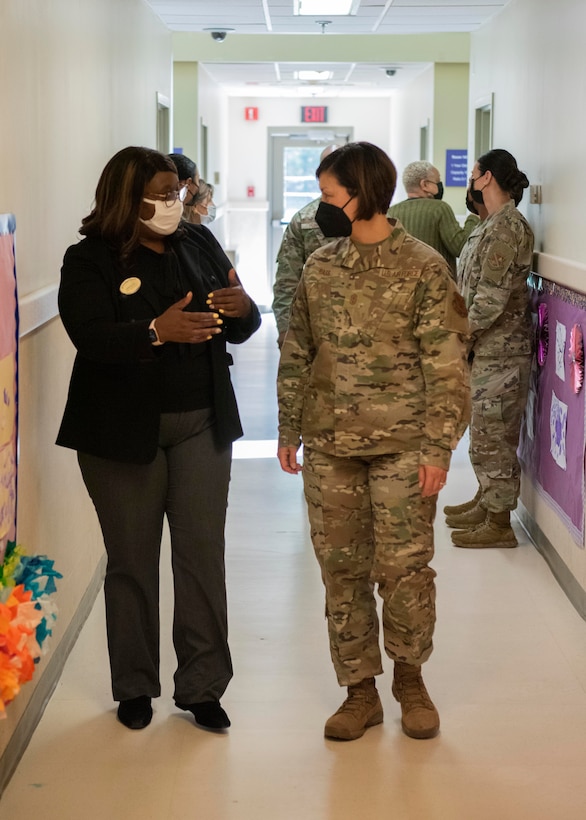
[457, 201, 534, 357]
[272, 198, 326, 335]
[277, 219, 471, 470]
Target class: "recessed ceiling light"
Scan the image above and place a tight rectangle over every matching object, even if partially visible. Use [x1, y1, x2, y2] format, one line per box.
[295, 70, 334, 81]
[294, 0, 359, 16]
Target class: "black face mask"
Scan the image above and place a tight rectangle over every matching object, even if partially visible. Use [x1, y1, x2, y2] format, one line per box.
[184, 180, 200, 208]
[465, 186, 479, 215]
[315, 197, 354, 238]
[470, 176, 485, 205]
[433, 181, 444, 201]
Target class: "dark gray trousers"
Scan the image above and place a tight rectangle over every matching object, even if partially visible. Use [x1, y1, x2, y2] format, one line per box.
[78, 409, 233, 703]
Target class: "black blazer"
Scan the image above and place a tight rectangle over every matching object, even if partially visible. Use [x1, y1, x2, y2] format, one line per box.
[56, 223, 261, 463]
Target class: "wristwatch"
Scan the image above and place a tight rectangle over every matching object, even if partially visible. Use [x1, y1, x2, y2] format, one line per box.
[148, 319, 163, 346]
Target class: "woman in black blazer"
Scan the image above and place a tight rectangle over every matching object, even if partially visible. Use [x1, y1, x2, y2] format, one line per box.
[58, 146, 261, 731]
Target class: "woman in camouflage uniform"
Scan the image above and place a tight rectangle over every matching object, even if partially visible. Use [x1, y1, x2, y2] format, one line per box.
[446, 149, 534, 549]
[277, 142, 470, 741]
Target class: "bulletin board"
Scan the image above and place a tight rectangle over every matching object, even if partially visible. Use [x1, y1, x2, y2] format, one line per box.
[518, 277, 586, 546]
[0, 214, 18, 564]
[0, 220, 64, 717]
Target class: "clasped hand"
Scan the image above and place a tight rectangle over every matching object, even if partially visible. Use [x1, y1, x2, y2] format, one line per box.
[154, 268, 251, 344]
[207, 268, 252, 318]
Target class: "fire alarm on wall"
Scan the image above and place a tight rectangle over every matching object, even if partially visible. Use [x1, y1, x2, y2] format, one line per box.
[245, 107, 259, 121]
[247, 186, 255, 198]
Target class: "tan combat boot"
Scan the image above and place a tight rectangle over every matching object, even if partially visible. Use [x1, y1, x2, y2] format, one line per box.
[443, 487, 482, 517]
[451, 511, 517, 549]
[324, 677, 383, 741]
[445, 503, 487, 529]
[392, 662, 439, 739]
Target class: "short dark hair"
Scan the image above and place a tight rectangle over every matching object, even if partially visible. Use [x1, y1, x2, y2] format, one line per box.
[168, 152, 198, 182]
[477, 148, 529, 205]
[316, 142, 397, 220]
[80, 146, 177, 264]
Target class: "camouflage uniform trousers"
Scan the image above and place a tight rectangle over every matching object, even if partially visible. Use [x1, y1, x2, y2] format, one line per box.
[302, 446, 437, 687]
[469, 354, 532, 513]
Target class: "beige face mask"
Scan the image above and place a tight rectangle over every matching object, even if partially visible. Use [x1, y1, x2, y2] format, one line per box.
[140, 197, 184, 235]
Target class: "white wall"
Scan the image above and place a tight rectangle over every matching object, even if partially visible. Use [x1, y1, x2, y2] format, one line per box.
[226, 95, 392, 202]
[197, 67, 230, 250]
[470, 0, 586, 263]
[0, 0, 172, 776]
[390, 67, 435, 202]
[469, 0, 586, 598]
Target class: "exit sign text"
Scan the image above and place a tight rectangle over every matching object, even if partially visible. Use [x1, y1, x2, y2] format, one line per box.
[301, 106, 328, 123]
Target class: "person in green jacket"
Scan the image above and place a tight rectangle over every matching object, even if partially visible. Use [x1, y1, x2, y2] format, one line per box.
[388, 160, 479, 276]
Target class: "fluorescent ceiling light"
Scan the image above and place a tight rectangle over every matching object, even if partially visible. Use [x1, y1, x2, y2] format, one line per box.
[294, 0, 358, 16]
[295, 70, 333, 81]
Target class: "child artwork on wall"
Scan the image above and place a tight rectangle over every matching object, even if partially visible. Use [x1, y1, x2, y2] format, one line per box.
[0, 214, 17, 566]
[550, 391, 568, 470]
[520, 279, 586, 546]
[555, 320, 566, 381]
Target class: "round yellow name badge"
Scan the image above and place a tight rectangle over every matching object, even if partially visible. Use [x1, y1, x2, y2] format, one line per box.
[120, 277, 141, 295]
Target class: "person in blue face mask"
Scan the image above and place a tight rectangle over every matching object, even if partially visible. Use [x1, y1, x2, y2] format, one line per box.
[57, 146, 261, 733]
[191, 181, 217, 225]
[388, 160, 479, 277]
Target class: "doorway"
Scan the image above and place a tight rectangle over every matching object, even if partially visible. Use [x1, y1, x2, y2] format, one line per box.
[474, 94, 494, 158]
[156, 92, 170, 154]
[267, 126, 353, 285]
[420, 123, 429, 161]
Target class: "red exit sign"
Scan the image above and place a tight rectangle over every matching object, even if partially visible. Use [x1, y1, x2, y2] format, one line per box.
[301, 106, 328, 123]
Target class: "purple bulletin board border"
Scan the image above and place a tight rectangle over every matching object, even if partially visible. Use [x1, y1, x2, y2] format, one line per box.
[519, 276, 586, 547]
[0, 213, 18, 563]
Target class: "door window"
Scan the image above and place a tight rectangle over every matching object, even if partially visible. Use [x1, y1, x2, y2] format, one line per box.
[282, 146, 322, 222]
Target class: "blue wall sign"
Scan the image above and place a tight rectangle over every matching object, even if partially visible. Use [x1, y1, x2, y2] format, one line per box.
[445, 149, 468, 187]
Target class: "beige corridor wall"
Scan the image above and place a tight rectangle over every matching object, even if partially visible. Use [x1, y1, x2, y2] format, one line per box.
[0, 0, 172, 779]
[469, 0, 586, 600]
[433, 63, 471, 215]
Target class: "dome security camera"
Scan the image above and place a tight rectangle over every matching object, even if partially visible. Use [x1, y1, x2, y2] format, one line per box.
[211, 30, 227, 42]
[385, 68, 397, 77]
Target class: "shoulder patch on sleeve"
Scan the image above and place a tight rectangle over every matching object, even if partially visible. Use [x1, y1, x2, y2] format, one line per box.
[483, 238, 516, 284]
[487, 251, 506, 270]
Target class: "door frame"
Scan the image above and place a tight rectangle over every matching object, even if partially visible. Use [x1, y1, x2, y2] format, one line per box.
[267, 126, 353, 285]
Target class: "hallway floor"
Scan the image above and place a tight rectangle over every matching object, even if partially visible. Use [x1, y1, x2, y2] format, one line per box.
[3, 316, 586, 819]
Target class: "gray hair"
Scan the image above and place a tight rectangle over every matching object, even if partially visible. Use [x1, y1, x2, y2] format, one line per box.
[194, 180, 214, 206]
[320, 144, 342, 161]
[402, 161, 437, 193]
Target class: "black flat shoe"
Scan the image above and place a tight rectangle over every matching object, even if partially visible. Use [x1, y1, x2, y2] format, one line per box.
[176, 700, 231, 729]
[117, 696, 153, 730]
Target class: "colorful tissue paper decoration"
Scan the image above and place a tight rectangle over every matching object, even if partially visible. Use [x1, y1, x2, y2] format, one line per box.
[537, 302, 549, 366]
[0, 541, 62, 717]
[569, 324, 584, 394]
